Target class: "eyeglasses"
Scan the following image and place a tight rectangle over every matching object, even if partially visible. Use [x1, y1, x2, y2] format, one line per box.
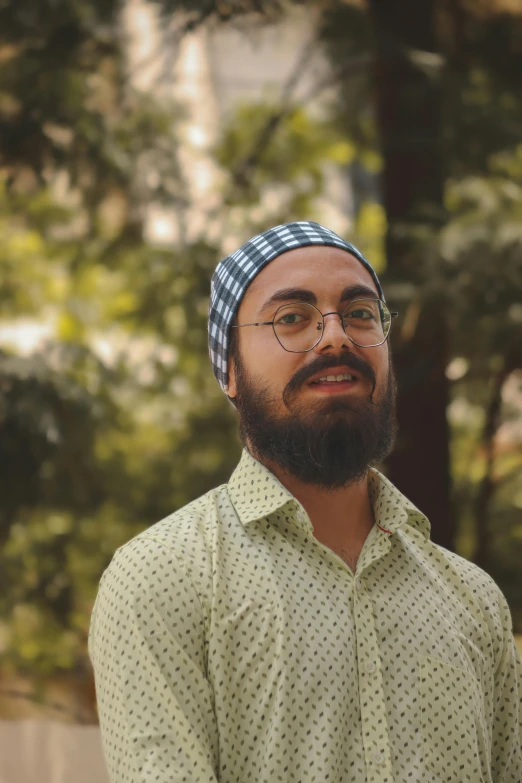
[231, 299, 399, 352]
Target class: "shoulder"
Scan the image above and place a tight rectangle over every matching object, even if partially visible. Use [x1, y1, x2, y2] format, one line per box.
[123, 482, 227, 552]
[429, 543, 515, 663]
[432, 543, 506, 608]
[96, 483, 229, 602]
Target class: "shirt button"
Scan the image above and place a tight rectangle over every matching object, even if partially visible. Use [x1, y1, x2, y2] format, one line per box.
[365, 660, 376, 673]
[373, 750, 385, 765]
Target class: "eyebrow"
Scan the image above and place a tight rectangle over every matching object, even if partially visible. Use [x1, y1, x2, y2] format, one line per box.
[258, 284, 380, 315]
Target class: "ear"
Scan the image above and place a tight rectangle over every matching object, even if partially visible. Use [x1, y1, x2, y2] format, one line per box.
[226, 354, 237, 399]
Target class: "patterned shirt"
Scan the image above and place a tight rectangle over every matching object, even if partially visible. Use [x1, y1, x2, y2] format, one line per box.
[88, 447, 522, 783]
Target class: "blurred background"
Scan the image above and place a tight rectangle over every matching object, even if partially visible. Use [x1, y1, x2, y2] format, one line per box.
[0, 0, 521, 779]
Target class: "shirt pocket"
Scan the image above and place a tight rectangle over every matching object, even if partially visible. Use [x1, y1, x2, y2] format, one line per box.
[419, 655, 485, 783]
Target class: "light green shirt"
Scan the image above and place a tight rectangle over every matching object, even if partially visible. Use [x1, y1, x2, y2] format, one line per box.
[89, 447, 522, 783]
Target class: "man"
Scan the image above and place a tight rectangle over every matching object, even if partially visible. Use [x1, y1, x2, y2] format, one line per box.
[89, 221, 522, 783]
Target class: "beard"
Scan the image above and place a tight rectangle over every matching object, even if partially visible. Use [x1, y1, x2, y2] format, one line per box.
[232, 348, 398, 490]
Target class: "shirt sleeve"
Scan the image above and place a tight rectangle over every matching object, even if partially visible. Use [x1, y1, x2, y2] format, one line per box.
[88, 536, 219, 783]
[490, 587, 522, 782]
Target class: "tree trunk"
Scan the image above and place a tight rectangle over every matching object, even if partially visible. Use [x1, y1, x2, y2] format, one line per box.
[368, 0, 454, 548]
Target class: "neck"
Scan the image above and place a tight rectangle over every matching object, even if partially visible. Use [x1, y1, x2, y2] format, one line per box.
[249, 445, 375, 550]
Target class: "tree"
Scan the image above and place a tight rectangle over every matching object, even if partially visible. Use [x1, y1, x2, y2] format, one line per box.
[364, 0, 453, 545]
[0, 0, 241, 699]
[1, 0, 521, 720]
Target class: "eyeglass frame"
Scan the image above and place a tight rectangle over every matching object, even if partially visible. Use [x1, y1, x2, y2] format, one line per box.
[230, 298, 399, 352]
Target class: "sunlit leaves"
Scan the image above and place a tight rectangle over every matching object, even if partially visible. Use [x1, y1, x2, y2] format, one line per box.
[2, 0, 522, 684]
[216, 102, 356, 209]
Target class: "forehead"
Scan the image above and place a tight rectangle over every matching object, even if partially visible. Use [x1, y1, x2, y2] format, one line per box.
[242, 245, 379, 309]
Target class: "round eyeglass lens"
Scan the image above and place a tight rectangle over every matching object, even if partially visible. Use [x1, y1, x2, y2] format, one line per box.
[273, 299, 391, 351]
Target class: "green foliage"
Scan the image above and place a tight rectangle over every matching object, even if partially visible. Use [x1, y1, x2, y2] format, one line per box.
[1, 0, 522, 692]
[439, 147, 522, 624]
[150, 0, 293, 27]
[0, 0, 240, 682]
[214, 101, 353, 232]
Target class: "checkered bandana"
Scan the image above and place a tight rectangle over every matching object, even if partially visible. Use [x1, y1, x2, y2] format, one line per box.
[208, 221, 384, 394]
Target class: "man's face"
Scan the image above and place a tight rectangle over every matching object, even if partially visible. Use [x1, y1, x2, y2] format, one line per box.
[227, 246, 398, 489]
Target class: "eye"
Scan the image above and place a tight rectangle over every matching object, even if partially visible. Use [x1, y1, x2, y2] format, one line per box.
[344, 308, 375, 320]
[277, 312, 305, 325]
[273, 303, 315, 331]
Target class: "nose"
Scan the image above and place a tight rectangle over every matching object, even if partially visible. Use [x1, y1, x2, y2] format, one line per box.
[313, 312, 351, 354]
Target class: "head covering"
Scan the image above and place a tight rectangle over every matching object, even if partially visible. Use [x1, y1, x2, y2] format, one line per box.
[208, 220, 384, 394]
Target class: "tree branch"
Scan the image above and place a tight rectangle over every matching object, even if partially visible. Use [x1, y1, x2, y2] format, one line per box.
[230, 47, 372, 189]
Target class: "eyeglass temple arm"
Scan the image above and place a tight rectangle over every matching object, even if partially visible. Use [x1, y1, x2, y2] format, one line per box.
[230, 321, 274, 327]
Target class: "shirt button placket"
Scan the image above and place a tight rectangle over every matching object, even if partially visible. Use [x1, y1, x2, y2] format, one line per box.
[354, 579, 393, 782]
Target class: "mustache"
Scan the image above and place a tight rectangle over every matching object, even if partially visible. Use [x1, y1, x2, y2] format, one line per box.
[283, 353, 376, 407]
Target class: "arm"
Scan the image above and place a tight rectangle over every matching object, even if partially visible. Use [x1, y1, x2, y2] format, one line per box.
[88, 536, 219, 783]
[490, 588, 522, 782]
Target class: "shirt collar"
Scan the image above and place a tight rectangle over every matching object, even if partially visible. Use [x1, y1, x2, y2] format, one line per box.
[227, 447, 431, 541]
[367, 464, 431, 540]
[227, 447, 298, 525]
